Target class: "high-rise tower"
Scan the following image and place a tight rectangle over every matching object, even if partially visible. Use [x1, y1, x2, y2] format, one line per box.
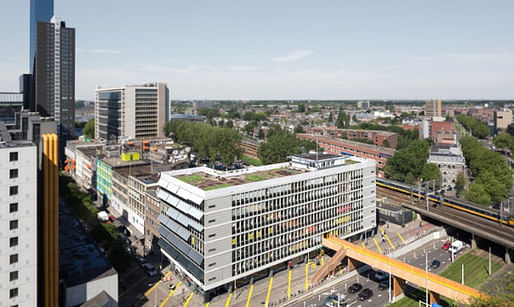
[30, 0, 54, 72]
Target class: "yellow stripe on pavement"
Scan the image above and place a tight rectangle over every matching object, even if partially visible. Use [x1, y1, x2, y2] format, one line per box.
[184, 293, 194, 307]
[225, 292, 233, 307]
[264, 276, 273, 307]
[379, 227, 385, 234]
[245, 283, 254, 307]
[159, 281, 182, 307]
[287, 270, 292, 300]
[146, 271, 172, 297]
[305, 262, 309, 290]
[397, 232, 406, 244]
[320, 255, 324, 266]
[361, 242, 366, 248]
[205, 302, 210, 307]
[373, 237, 383, 254]
[384, 234, 396, 250]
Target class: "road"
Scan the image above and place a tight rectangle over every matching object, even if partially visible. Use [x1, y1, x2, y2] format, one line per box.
[294, 237, 456, 307]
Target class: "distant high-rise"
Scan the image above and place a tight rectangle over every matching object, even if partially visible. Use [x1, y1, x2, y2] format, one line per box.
[30, 0, 54, 72]
[35, 16, 75, 157]
[95, 83, 169, 141]
[425, 99, 442, 117]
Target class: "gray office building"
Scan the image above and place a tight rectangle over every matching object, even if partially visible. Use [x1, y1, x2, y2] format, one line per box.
[157, 154, 376, 300]
[35, 16, 75, 157]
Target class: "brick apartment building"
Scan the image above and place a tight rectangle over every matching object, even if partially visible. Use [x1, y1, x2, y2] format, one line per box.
[305, 126, 398, 149]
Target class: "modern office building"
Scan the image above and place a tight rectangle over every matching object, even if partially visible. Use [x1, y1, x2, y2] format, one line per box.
[296, 133, 395, 169]
[95, 83, 169, 142]
[425, 99, 442, 117]
[157, 154, 376, 300]
[35, 16, 75, 157]
[0, 140, 38, 307]
[30, 0, 54, 72]
[0, 92, 24, 123]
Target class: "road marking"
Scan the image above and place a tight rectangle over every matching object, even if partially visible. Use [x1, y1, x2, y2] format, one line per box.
[321, 255, 325, 266]
[361, 242, 366, 248]
[287, 270, 291, 300]
[305, 262, 309, 290]
[397, 233, 406, 244]
[184, 293, 194, 307]
[120, 275, 148, 298]
[205, 302, 210, 307]
[384, 233, 395, 250]
[224, 291, 233, 307]
[145, 272, 172, 297]
[373, 237, 383, 254]
[264, 276, 273, 307]
[159, 281, 182, 307]
[245, 283, 254, 307]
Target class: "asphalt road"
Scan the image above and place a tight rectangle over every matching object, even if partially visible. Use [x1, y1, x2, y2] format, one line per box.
[294, 237, 463, 307]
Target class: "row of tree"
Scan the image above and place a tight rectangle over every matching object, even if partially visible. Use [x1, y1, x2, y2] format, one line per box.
[493, 132, 514, 153]
[460, 136, 512, 205]
[163, 120, 242, 165]
[258, 126, 317, 164]
[456, 114, 490, 138]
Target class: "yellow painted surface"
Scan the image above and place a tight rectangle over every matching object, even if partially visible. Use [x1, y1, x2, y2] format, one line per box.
[184, 293, 194, 307]
[320, 255, 325, 266]
[361, 242, 366, 248]
[373, 237, 383, 254]
[205, 303, 210, 307]
[264, 277, 273, 307]
[384, 234, 396, 250]
[305, 263, 309, 290]
[287, 270, 292, 299]
[159, 281, 182, 307]
[225, 292, 233, 307]
[397, 233, 406, 244]
[245, 284, 254, 307]
[145, 272, 172, 296]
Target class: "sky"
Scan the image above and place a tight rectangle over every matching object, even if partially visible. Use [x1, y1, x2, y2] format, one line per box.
[1, 0, 514, 100]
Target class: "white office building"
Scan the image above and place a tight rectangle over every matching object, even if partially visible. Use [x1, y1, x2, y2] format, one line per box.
[0, 142, 38, 307]
[95, 83, 169, 142]
[157, 154, 376, 301]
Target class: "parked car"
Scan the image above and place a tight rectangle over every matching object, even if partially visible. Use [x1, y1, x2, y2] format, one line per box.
[358, 288, 373, 301]
[378, 280, 389, 290]
[374, 270, 389, 281]
[348, 283, 363, 294]
[449, 240, 465, 254]
[323, 294, 346, 307]
[136, 256, 147, 267]
[442, 241, 451, 250]
[430, 259, 441, 269]
[143, 263, 157, 277]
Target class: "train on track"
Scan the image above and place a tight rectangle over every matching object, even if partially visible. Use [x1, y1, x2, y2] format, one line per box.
[376, 178, 514, 227]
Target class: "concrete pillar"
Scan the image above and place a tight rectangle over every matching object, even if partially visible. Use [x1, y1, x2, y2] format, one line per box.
[429, 291, 440, 305]
[347, 258, 359, 272]
[393, 276, 405, 298]
[471, 233, 477, 249]
[506, 248, 512, 264]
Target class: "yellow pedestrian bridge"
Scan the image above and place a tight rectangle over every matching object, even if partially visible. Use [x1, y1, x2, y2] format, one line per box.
[320, 235, 485, 305]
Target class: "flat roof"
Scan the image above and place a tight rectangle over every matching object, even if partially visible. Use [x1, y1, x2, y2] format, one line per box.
[59, 202, 116, 287]
[297, 133, 396, 155]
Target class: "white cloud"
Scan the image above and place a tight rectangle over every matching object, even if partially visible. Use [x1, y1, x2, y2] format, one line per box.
[271, 50, 313, 62]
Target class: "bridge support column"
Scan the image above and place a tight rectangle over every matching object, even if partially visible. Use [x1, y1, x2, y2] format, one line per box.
[347, 258, 360, 272]
[429, 291, 440, 305]
[506, 248, 512, 264]
[471, 233, 477, 249]
[392, 276, 405, 298]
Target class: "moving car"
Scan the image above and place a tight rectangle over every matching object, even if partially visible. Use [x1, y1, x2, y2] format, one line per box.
[430, 260, 441, 269]
[323, 294, 346, 307]
[441, 241, 451, 250]
[358, 288, 373, 301]
[348, 283, 363, 294]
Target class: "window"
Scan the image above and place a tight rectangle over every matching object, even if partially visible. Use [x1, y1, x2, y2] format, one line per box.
[9, 152, 18, 162]
[9, 254, 18, 264]
[9, 271, 18, 282]
[9, 169, 18, 179]
[9, 186, 18, 196]
[9, 288, 18, 299]
[10, 220, 18, 230]
[9, 237, 18, 247]
[9, 203, 18, 213]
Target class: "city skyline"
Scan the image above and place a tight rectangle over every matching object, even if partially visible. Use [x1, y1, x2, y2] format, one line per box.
[1, 0, 514, 100]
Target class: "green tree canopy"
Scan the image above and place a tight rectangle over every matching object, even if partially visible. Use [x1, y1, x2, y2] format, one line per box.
[294, 125, 305, 133]
[82, 119, 95, 139]
[455, 171, 466, 197]
[336, 107, 351, 128]
[420, 163, 442, 186]
[384, 139, 430, 184]
[258, 128, 317, 164]
[493, 132, 514, 153]
[456, 114, 490, 138]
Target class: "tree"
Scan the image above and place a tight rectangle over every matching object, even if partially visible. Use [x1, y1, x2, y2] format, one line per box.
[384, 139, 429, 183]
[420, 163, 441, 187]
[298, 103, 305, 113]
[336, 107, 350, 129]
[328, 112, 333, 122]
[257, 129, 265, 139]
[469, 269, 514, 306]
[82, 119, 95, 139]
[218, 119, 225, 127]
[225, 120, 234, 129]
[456, 114, 490, 138]
[382, 139, 390, 148]
[455, 171, 466, 197]
[493, 132, 514, 152]
[465, 183, 491, 206]
[257, 128, 316, 164]
[352, 114, 358, 123]
[294, 125, 305, 133]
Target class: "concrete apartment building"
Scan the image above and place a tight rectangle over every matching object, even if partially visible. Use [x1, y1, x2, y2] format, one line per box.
[427, 144, 465, 191]
[296, 133, 395, 169]
[306, 126, 398, 149]
[157, 154, 376, 300]
[495, 109, 513, 131]
[425, 99, 442, 117]
[95, 83, 169, 142]
[0, 141, 38, 307]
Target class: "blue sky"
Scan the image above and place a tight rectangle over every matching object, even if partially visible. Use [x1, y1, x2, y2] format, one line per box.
[1, 0, 514, 100]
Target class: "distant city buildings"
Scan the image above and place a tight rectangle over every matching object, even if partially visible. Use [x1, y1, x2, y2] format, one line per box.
[95, 83, 169, 142]
[306, 126, 398, 149]
[356, 100, 370, 109]
[425, 99, 442, 117]
[156, 154, 376, 301]
[0, 92, 24, 122]
[495, 109, 513, 132]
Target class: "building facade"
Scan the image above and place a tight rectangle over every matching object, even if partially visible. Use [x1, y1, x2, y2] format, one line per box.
[296, 133, 395, 169]
[0, 92, 24, 123]
[425, 99, 442, 117]
[157, 154, 376, 300]
[35, 16, 75, 155]
[30, 0, 54, 72]
[0, 142, 38, 307]
[427, 144, 465, 191]
[95, 83, 169, 142]
[495, 109, 513, 132]
[306, 127, 398, 149]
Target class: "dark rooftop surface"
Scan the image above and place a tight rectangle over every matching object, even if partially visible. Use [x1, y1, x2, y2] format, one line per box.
[59, 202, 116, 287]
[294, 153, 341, 161]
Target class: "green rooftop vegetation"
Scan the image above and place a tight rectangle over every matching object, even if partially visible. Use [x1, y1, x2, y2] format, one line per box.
[345, 159, 360, 164]
[204, 183, 232, 191]
[178, 174, 204, 183]
[245, 174, 267, 182]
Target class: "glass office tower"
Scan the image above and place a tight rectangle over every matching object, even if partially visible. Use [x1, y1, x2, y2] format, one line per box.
[30, 0, 54, 72]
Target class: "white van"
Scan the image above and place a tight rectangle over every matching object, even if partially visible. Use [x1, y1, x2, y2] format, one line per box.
[448, 240, 464, 254]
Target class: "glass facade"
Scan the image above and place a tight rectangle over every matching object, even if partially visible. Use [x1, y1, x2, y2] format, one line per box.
[30, 0, 54, 71]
